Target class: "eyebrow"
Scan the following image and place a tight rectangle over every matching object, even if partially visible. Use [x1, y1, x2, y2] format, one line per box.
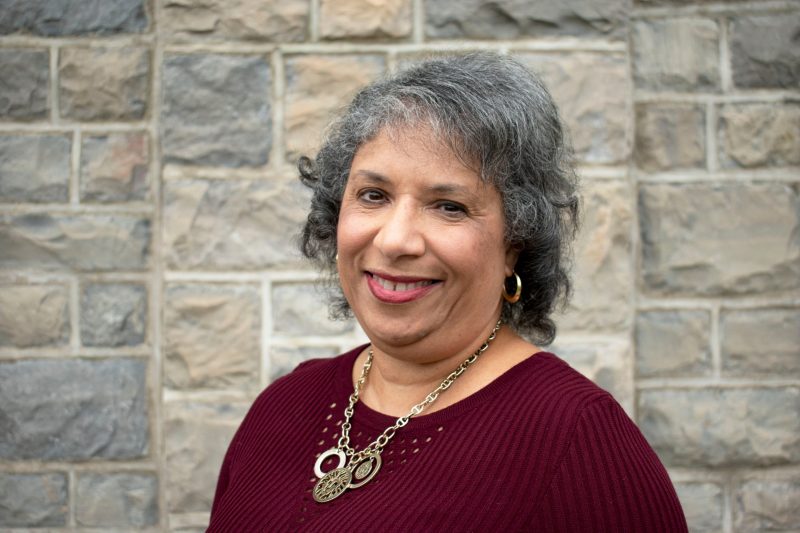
[351, 169, 479, 198]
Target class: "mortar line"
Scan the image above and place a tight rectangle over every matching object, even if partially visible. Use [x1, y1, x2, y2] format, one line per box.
[69, 277, 80, 353]
[710, 303, 722, 379]
[69, 127, 81, 204]
[722, 479, 733, 533]
[270, 49, 286, 170]
[261, 277, 273, 388]
[719, 15, 733, 94]
[67, 468, 76, 527]
[706, 100, 718, 173]
[412, 0, 424, 44]
[310, 0, 321, 42]
[49, 44, 59, 124]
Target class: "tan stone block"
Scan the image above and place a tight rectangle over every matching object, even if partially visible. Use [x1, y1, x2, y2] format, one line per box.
[718, 102, 800, 168]
[632, 18, 720, 91]
[59, 46, 150, 121]
[734, 476, 800, 531]
[519, 53, 629, 165]
[635, 310, 711, 378]
[0, 284, 69, 348]
[634, 103, 706, 172]
[164, 284, 260, 389]
[165, 402, 248, 513]
[80, 132, 149, 202]
[272, 283, 354, 336]
[269, 345, 339, 381]
[320, 0, 411, 40]
[721, 308, 800, 377]
[675, 482, 723, 532]
[285, 55, 384, 160]
[163, 0, 308, 41]
[557, 180, 633, 333]
[163, 178, 308, 270]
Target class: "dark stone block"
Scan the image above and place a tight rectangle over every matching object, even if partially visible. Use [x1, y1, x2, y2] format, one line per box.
[0, 48, 49, 120]
[731, 13, 800, 89]
[0, 0, 147, 36]
[0, 472, 68, 527]
[81, 283, 147, 347]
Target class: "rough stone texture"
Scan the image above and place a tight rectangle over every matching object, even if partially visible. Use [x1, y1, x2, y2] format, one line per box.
[638, 387, 800, 467]
[0, 214, 151, 271]
[635, 310, 711, 378]
[734, 476, 800, 532]
[634, 103, 706, 172]
[674, 482, 723, 532]
[272, 283, 355, 336]
[80, 283, 147, 347]
[80, 132, 150, 202]
[0, 357, 148, 460]
[75, 473, 158, 527]
[0, 472, 68, 527]
[0, 284, 69, 348]
[162, 54, 271, 167]
[721, 308, 800, 377]
[639, 183, 800, 296]
[164, 283, 260, 389]
[269, 345, 339, 382]
[165, 402, 247, 513]
[0, 48, 49, 120]
[285, 55, 384, 160]
[0, 0, 147, 36]
[164, 179, 307, 269]
[0, 134, 71, 203]
[320, 0, 412, 40]
[632, 18, 720, 91]
[519, 53, 629, 165]
[426, 0, 629, 40]
[718, 102, 800, 169]
[556, 181, 633, 333]
[163, 0, 308, 42]
[551, 339, 633, 414]
[59, 47, 150, 121]
[731, 14, 800, 89]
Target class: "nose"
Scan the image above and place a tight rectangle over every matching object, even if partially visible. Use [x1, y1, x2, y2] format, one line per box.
[373, 201, 426, 260]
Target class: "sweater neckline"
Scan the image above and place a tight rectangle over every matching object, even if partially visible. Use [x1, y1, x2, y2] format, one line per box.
[332, 344, 559, 433]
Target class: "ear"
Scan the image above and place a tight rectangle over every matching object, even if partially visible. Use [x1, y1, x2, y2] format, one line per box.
[504, 243, 521, 277]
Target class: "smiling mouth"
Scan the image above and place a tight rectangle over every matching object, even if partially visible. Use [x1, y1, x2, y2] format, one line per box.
[365, 272, 441, 303]
[368, 272, 438, 292]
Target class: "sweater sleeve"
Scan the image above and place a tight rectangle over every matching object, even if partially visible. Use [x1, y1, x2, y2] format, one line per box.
[530, 398, 688, 532]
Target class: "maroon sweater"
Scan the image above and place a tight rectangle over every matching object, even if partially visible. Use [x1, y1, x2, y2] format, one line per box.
[209, 348, 687, 532]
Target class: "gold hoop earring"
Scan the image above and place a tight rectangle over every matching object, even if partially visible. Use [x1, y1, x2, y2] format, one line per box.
[502, 272, 522, 304]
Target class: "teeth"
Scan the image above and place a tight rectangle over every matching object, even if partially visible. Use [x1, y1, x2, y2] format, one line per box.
[372, 274, 433, 292]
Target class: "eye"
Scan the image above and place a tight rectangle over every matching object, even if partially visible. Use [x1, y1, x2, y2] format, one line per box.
[358, 188, 387, 204]
[436, 201, 467, 218]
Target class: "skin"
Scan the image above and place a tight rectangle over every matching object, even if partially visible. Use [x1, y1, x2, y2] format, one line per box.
[337, 127, 539, 417]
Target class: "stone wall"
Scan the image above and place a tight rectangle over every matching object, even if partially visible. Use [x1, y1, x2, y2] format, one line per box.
[0, 0, 797, 531]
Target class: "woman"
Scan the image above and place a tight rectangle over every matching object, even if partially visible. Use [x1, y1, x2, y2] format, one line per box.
[208, 53, 687, 531]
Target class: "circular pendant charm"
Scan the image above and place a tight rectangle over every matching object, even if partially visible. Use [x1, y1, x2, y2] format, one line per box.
[313, 467, 352, 503]
[349, 452, 382, 489]
[314, 447, 346, 478]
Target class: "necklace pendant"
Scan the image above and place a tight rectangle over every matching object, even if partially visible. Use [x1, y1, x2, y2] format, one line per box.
[313, 467, 352, 503]
[348, 452, 382, 489]
[314, 447, 347, 479]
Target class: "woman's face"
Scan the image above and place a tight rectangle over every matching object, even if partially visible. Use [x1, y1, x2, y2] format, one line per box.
[336, 127, 517, 357]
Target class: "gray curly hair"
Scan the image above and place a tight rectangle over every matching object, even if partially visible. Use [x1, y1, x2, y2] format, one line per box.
[298, 52, 579, 345]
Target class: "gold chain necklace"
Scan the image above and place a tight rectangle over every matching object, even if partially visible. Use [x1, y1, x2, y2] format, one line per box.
[312, 321, 502, 503]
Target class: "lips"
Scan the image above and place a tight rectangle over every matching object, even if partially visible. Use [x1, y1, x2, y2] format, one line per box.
[365, 272, 441, 304]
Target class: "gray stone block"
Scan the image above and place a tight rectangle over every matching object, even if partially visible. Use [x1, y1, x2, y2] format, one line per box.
[635, 310, 711, 378]
[425, 0, 628, 40]
[163, 178, 306, 269]
[556, 181, 633, 333]
[634, 103, 706, 172]
[731, 13, 800, 89]
[632, 18, 720, 91]
[0, 213, 151, 271]
[81, 282, 147, 347]
[80, 132, 150, 202]
[163, 0, 309, 41]
[0, 472, 68, 527]
[638, 387, 800, 467]
[734, 476, 800, 531]
[718, 102, 800, 169]
[0, 48, 49, 120]
[721, 308, 800, 377]
[0, 134, 71, 203]
[272, 282, 355, 336]
[76, 472, 158, 527]
[165, 402, 247, 513]
[0, 0, 148, 36]
[639, 183, 800, 296]
[674, 482, 723, 532]
[0, 357, 148, 460]
[270, 345, 339, 381]
[59, 46, 150, 121]
[164, 283, 260, 389]
[0, 284, 69, 348]
[162, 53, 271, 167]
[519, 53, 629, 165]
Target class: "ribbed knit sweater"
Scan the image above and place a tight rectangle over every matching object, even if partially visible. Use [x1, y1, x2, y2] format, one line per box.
[209, 347, 687, 532]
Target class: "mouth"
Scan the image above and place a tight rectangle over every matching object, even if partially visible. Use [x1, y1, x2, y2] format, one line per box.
[365, 271, 441, 303]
